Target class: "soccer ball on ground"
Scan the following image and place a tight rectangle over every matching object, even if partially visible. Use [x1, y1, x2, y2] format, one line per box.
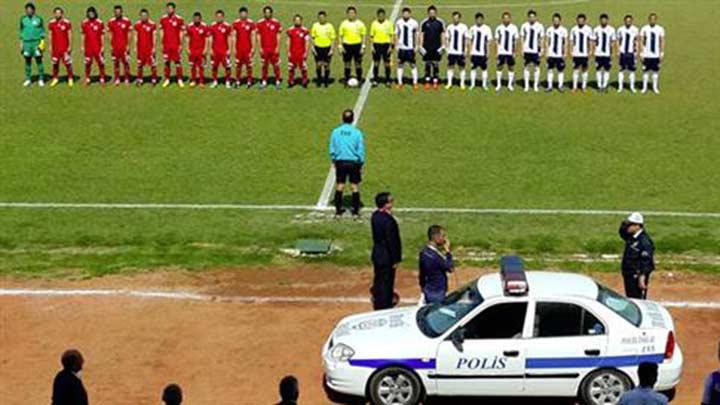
[347, 77, 360, 88]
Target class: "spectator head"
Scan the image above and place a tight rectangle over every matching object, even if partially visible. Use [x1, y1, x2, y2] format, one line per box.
[638, 362, 659, 388]
[375, 192, 394, 210]
[427, 225, 447, 245]
[162, 384, 183, 405]
[279, 375, 299, 402]
[61, 349, 84, 373]
[342, 109, 354, 124]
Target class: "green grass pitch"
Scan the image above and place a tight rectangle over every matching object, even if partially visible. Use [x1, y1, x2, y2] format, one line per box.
[1, 0, 718, 277]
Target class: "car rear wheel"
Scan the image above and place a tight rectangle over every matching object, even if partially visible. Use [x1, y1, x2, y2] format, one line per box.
[580, 369, 631, 405]
[368, 367, 423, 405]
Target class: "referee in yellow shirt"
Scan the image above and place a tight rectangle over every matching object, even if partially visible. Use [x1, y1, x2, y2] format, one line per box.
[370, 8, 394, 86]
[338, 6, 367, 85]
[310, 11, 336, 87]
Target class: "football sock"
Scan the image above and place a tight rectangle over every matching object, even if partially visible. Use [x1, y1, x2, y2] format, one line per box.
[344, 67, 351, 81]
[397, 67, 403, 85]
[35, 57, 45, 79]
[113, 61, 120, 81]
[372, 64, 379, 80]
[351, 192, 361, 215]
[618, 72, 624, 90]
[123, 60, 130, 81]
[533, 69, 540, 90]
[558, 72, 564, 88]
[212, 65, 219, 81]
[629, 72, 635, 90]
[547, 71, 554, 89]
[508, 72, 515, 88]
[52, 63, 59, 79]
[424, 64, 431, 82]
[446, 70, 454, 86]
[596, 72, 602, 88]
[262, 64, 269, 82]
[470, 70, 477, 87]
[642, 73, 649, 91]
[334, 191, 344, 215]
[301, 68, 308, 85]
[604, 72, 610, 89]
[460, 70, 466, 87]
[316, 67, 322, 83]
[323, 69, 330, 86]
[273, 64, 282, 82]
[24, 57, 32, 80]
[288, 68, 295, 85]
[385, 66, 391, 82]
[581, 72, 588, 89]
[481, 70, 488, 88]
[410, 67, 417, 85]
[356, 67, 363, 81]
[496, 71, 502, 88]
[164, 62, 171, 79]
[572, 70, 579, 89]
[652, 73, 659, 92]
[85, 63, 91, 80]
[523, 68, 530, 89]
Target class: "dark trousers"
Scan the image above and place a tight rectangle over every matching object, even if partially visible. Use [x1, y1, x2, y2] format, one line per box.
[372, 263, 396, 310]
[623, 272, 650, 299]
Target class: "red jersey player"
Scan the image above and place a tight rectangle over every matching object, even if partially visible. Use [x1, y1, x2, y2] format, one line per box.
[134, 9, 158, 85]
[48, 7, 73, 87]
[159, 2, 185, 87]
[232, 7, 255, 88]
[107, 5, 132, 85]
[80, 6, 106, 85]
[287, 15, 310, 88]
[255, 6, 283, 89]
[209, 10, 232, 88]
[186, 12, 210, 87]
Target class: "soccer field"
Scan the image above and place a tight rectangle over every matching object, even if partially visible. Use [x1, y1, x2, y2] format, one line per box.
[1, 0, 719, 276]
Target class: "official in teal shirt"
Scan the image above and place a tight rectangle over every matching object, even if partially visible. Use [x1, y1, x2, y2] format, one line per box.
[19, 2, 46, 85]
[329, 109, 366, 218]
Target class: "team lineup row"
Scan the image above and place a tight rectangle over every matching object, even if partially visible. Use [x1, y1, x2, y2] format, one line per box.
[19, 2, 666, 93]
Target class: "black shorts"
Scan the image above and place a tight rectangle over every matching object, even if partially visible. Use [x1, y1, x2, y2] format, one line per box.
[335, 161, 362, 184]
[372, 43, 391, 63]
[398, 49, 415, 64]
[643, 57, 661, 72]
[497, 54, 516, 68]
[523, 52, 540, 66]
[343, 43, 363, 63]
[423, 48, 441, 63]
[471, 55, 488, 70]
[314, 46, 331, 63]
[547, 57, 566, 71]
[619, 53, 636, 71]
[447, 54, 466, 67]
[595, 56, 612, 71]
[573, 56, 589, 69]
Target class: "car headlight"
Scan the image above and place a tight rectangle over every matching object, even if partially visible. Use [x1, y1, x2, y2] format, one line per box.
[329, 343, 355, 362]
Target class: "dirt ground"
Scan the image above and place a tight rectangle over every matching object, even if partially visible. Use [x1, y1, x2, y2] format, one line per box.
[1, 266, 718, 405]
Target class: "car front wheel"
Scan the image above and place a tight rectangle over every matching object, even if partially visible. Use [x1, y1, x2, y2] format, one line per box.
[580, 369, 632, 405]
[368, 367, 423, 405]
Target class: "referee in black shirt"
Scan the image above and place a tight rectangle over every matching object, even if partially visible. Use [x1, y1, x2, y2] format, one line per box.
[370, 192, 402, 310]
[419, 5, 445, 88]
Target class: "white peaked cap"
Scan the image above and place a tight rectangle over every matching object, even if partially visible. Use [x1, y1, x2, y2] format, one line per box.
[627, 212, 644, 224]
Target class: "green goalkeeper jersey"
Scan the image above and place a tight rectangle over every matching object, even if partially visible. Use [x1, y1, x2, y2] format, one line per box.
[19, 14, 45, 41]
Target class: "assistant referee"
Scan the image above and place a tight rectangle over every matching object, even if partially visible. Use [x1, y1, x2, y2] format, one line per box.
[370, 8, 394, 86]
[329, 109, 365, 218]
[310, 11, 336, 87]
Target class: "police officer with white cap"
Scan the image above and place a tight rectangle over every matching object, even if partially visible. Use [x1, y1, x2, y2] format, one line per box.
[619, 212, 655, 299]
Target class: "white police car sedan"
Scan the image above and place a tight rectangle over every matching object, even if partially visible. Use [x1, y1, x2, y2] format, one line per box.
[323, 257, 682, 405]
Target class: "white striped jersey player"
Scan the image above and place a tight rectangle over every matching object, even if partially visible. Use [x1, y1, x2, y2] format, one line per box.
[520, 21, 544, 91]
[494, 23, 519, 91]
[394, 17, 419, 86]
[616, 24, 639, 92]
[640, 22, 665, 93]
[445, 22, 469, 88]
[545, 24, 568, 90]
[570, 24, 593, 90]
[468, 23, 492, 89]
[593, 24, 615, 90]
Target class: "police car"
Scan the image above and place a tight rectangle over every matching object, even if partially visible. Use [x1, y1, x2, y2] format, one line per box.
[322, 256, 682, 405]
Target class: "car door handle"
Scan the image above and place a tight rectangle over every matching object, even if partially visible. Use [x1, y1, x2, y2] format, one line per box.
[503, 350, 520, 357]
[584, 349, 601, 356]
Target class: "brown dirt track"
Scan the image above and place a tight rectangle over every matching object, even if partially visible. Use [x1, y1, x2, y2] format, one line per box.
[1, 266, 718, 405]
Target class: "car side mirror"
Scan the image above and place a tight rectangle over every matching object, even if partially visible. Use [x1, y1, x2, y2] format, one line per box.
[450, 328, 465, 353]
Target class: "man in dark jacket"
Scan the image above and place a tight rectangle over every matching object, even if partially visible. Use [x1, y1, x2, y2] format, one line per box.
[619, 212, 655, 299]
[277, 375, 299, 405]
[52, 349, 88, 405]
[370, 192, 402, 310]
[419, 225, 454, 304]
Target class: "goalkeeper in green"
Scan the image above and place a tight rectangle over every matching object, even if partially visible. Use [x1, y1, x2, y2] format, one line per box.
[19, 2, 46, 87]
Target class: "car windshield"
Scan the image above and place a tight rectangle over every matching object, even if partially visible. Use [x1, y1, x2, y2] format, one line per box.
[596, 283, 642, 326]
[417, 282, 484, 338]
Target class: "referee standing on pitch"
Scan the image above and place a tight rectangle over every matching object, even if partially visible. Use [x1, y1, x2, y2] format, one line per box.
[371, 192, 402, 310]
[619, 212, 655, 299]
[329, 109, 365, 218]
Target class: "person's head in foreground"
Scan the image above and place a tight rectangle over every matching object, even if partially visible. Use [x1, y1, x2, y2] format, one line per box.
[375, 192, 394, 212]
[342, 108, 354, 124]
[638, 361, 659, 388]
[162, 384, 183, 405]
[279, 375, 299, 403]
[428, 225, 447, 247]
[626, 211, 645, 234]
[61, 349, 84, 374]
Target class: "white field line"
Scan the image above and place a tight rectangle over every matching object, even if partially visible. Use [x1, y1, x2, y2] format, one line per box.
[1, 202, 720, 219]
[1, 288, 718, 309]
[315, 0, 405, 209]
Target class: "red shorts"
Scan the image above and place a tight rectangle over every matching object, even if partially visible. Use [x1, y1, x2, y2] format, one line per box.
[212, 53, 231, 67]
[137, 52, 156, 66]
[288, 54, 307, 68]
[235, 51, 252, 65]
[111, 47, 129, 62]
[261, 50, 280, 65]
[51, 49, 71, 64]
[189, 53, 205, 65]
[163, 47, 181, 63]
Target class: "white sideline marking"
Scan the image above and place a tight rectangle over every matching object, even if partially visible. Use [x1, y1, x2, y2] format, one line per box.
[315, 0, 405, 209]
[1, 202, 720, 219]
[1, 288, 718, 309]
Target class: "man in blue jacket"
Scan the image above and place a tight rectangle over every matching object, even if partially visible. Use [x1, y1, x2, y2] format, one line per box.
[419, 225, 454, 304]
[329, 109, 366, 218]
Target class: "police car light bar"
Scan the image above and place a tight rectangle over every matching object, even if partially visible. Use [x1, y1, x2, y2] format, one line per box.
[500, 255, 529, 296]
